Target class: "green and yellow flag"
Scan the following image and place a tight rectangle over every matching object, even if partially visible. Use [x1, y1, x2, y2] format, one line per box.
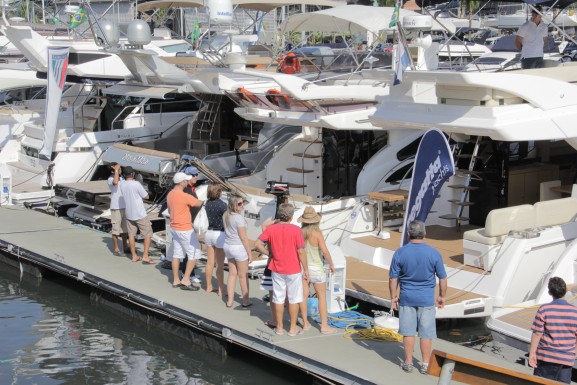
[70, 6, 87, 29]
[389, 3, 399, 28]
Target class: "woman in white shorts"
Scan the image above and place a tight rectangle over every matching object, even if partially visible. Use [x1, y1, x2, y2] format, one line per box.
[223, 193, 252, 308]
[204, 183, 227, 297]
[298, 206, 336, 334]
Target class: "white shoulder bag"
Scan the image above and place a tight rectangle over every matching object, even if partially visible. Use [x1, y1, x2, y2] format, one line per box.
[193, 204, 209, 234]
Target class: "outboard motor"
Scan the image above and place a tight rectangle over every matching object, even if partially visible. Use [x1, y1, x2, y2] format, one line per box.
[265, 181, 290, 219]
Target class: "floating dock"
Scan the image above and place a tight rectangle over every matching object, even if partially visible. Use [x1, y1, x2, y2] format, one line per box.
[0, 206, 541, 385]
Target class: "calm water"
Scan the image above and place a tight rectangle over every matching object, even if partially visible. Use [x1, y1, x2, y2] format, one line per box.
[0, 265, 301, 385]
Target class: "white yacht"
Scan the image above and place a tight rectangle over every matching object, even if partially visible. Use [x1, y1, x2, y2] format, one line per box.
[0, 64, 47, 148]
[343, 62, 577, 319]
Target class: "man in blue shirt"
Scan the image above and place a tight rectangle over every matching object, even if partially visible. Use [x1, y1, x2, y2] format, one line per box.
[389, 220, 447, 375]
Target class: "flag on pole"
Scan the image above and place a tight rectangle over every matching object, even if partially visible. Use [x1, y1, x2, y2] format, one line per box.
[400, 128, 455, 246]
[389, 4, 399, 28]
[191, 22, 201, 41]
[393, 41, 410, 85]
[40, 47, 69, 160]
[70, 6, 87, 29]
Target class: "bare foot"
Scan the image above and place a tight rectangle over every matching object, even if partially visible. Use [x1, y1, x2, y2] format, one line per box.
[206, 286, 213, 293]
[131, 256, 142, 262]
[302, 322, 311, 331]
[320, 327, 337, 334]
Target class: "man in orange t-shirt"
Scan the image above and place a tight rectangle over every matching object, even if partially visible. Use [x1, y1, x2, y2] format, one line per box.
[167, 172, 204, 290]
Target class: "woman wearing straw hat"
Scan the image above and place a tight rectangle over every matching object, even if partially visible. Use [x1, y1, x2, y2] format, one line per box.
[298, 206, 336, 334]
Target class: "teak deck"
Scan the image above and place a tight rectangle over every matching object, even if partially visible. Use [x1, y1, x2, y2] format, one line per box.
[346, 224, 486, 306]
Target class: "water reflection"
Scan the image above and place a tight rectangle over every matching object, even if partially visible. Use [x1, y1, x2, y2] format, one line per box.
[0, 266, 297, 385]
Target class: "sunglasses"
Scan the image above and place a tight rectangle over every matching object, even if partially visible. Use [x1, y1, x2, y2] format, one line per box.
[237, 201, 244, 206]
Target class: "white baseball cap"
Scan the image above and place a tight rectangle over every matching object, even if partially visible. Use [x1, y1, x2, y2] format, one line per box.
[173, 172, 192, 184]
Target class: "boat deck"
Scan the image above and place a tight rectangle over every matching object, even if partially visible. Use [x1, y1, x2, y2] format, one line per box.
[346, 225, 487, 306]
[0, 206, 538, 385]
[496, 307, 538, 330]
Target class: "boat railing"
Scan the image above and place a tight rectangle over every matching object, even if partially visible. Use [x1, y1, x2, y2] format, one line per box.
[110, 100, 196, 131]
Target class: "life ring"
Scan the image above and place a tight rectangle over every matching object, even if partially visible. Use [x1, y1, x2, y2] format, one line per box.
[265, 89, 291, 109]
[237, 87, 259, 105]
[278, 53, 301, 74]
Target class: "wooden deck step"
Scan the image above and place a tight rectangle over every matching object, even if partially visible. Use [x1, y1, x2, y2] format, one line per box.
[439, 214, 470, 221]
[429, 350, 553, 384]
[448, 185, 479, 191]
[286, 167, 314, 173]
[448, 199, 475, 206]
[293, 153, 321, 158]
[287, 183, 306, 188]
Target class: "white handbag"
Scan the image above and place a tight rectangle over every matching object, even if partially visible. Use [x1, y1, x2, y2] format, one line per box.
[193, 205, 209, 234]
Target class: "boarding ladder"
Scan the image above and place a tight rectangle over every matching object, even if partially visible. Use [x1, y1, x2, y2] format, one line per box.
[440, 135, 483, 229]
[75, 86, 107, 133]
[196, 46, 227, 67]
[186, 94, 224, 158]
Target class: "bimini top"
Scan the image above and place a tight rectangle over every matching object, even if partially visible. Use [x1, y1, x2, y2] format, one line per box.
[137, 0, 345, 12]
[417, 0, 576, 11]
[279, 4, 456, 35]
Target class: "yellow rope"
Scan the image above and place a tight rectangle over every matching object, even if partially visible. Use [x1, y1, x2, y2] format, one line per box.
[344, 323, 403, 342]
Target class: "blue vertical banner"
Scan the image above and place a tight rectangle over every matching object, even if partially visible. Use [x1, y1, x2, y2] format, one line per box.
[401, 128, 455, 246]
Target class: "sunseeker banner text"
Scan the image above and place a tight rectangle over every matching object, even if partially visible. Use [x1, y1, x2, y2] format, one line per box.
[401, 128, 454, 246]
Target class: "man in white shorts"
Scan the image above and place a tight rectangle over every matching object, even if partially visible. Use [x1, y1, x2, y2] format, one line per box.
[255, 203, 308, 336]
[107, 162, 128, 256]
[119, 166, 154, 264]
[167, 172, 204, 290]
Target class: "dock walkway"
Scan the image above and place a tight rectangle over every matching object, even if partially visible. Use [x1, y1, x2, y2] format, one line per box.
[0, 206, 540, 384]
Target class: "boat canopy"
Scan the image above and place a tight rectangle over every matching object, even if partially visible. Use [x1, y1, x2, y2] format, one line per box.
[280, 5, 456, 34]
[137, 0, 345, 12]
[417, 0, 577, 11]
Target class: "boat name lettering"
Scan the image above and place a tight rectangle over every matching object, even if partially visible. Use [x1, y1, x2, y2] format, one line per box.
[217, 11, 233, 16]
[122, 153, 150, 165]
[408, 154, 450, 222]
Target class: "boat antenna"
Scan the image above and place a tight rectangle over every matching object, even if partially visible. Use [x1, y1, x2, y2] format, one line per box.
[2, 0, 8, 26]
[395, 1, 415, 71]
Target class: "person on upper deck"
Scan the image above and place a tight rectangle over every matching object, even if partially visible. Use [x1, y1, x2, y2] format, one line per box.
[389, 220, 447, 375]
[529, 277, 577, 384]
[515, 5, 548, 69]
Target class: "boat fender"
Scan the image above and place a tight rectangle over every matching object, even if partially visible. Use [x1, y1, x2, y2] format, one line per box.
[265, 89, 291, 109]
[374, 310, 399, 331]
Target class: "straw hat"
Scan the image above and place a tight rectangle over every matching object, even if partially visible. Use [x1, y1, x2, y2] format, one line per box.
[298, 206, 322, 224]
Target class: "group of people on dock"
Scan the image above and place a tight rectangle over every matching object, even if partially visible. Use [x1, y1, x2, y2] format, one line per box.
[106, 163, 336, 335]
[107, 163, 577, 382]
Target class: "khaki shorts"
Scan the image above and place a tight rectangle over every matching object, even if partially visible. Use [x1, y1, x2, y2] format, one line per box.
[126, 217, 153, 238]
[110, 209, 127, 235]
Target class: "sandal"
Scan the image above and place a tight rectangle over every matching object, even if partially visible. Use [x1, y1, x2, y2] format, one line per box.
[141, 259, 156, 265]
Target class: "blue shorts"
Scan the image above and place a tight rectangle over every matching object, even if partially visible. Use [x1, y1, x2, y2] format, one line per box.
[398, 305, 436, 339]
